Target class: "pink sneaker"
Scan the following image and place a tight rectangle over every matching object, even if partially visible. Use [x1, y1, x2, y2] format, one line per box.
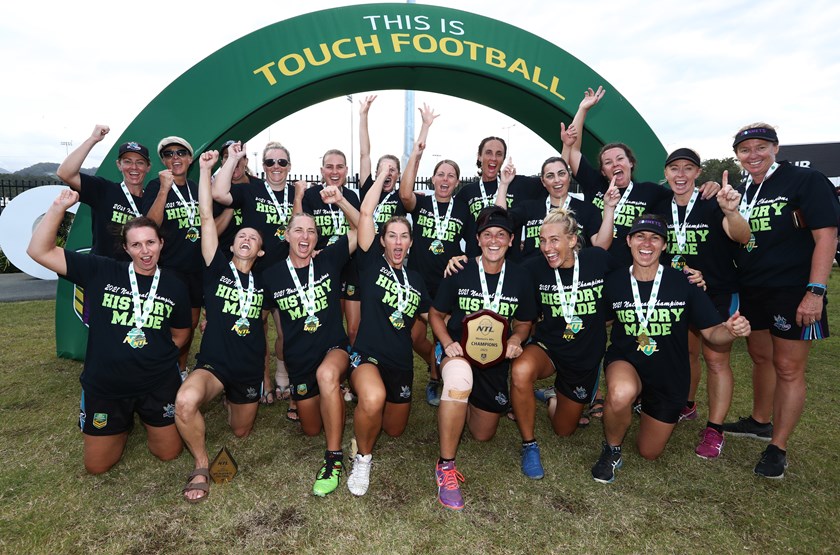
[679, 404, 698, 421]
[695, 427, 725, 459]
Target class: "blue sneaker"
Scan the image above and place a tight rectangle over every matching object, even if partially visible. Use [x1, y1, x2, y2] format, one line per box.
[534, 387, 557, 404]
[426, 379, 441, 407]
[521, 442, 544, 480]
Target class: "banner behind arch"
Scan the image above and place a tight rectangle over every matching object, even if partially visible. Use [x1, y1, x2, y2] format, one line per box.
[57, 3, 665, 358]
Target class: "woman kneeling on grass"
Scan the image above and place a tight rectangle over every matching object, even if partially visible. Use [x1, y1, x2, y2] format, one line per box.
[428, 202, 537, 511]
[28, 190, 191, 474]
[175, 150, 268, 502]
[591, 214, 751, 484]
[345, 165, 431, 496]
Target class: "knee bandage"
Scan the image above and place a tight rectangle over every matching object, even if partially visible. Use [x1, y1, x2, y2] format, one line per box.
[440, 359, 473, 403]
[275, 360, 289, 389]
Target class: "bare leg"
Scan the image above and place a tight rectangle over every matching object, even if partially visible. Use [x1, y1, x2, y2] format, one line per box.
[83, 433, 129, 474]
[636, 413, 677, 460]
[511, 345, 554, 441]
[466, 405, 502, 441]
[316, 349, 349, 451]
[350, 364, 386, 455]
[703, 339, 734, 425]
[745, 330, 776, 423]
[769, 336, 810, 450]
[602, 361, 642, 447]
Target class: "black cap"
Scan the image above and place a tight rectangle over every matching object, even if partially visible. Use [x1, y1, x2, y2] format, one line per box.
[117, 141, 150, 162]
[664, 148, 701, 167]
[476, 206, 514, 235]
[628, 214, 668, 240]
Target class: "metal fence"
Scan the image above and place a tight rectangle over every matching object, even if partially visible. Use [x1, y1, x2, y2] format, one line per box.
[0, 179, 64, 214]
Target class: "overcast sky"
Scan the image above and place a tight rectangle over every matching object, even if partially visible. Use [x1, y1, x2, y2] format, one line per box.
[2, 0, 838, 178]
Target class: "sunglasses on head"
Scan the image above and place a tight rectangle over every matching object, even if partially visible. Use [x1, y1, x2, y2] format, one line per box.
[162, 149, 190, 158]
[263, 158, 289, 167]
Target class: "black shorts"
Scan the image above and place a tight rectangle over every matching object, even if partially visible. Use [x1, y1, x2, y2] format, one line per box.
[740, 285, 830, 340]
[341, 257, 360, 301]
[709, 291, 740, 321]
[603, 352, 685, 424]
[288, 343, 349, 401]
[531, 341, 598, 404]
[436, 341, 510, 414]
[79, 370, 181, 435]
[194, 361, 262, 404]
[173, 269, 204, 309]
[349, 351, 413, 404]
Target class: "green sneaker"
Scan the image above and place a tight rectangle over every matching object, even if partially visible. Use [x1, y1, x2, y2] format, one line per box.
[313, 458, 343, 497]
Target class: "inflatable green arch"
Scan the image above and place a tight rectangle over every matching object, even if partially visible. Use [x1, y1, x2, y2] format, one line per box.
[57, 3, 665, 358]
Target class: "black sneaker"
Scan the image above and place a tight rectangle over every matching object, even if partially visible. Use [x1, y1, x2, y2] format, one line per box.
[591, 442, 622, 484]
[754, 444, 787, 479]
[722, 416, 772, 441]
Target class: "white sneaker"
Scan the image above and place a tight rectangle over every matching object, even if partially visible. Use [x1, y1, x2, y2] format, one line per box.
[347, 453, 372, 496]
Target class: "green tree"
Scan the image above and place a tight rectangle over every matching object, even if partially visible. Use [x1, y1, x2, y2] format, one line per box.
[700, 157, 743, 187]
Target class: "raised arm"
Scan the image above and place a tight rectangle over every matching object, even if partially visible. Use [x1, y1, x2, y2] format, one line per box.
[145, 169, 174, 225]
[717, 170, 751, 244]
[590, 179, 619, 249]
[359, 164, 393, 251]
[27, 189, 78, 276]
[211, 142, 245, 206]
[399, 103, 439, 212]
[56, 125, 109, 191]
[560, 86, 605, 175]
[494, 158, 516, 207]
[198, 150, 220, 264]
[359, 95, 376, 184]
[321, 185, 360, 253]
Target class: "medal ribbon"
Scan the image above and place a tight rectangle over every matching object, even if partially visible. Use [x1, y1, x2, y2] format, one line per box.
[170, 182, 198, 226]
[263, 180, 290, 227]
[384, 256, 411, 314]
[478, 178, 497, 210]
[228, 261, 255, 323]
[373, 190, 396, 229]
[545, 195, 572, 216]
[629, 264, 664, 335]
[119, 181, 141, 217]
[553, 252, 580, 325]
[738, 162, 779, 220]
[671, 189, 699, 254]
[286, 258, 317, 318]
[478, 258, 506, 313]
[613, 181, 635, 221]
[127, 265, 161, 331]
[431, 196, 455, 241]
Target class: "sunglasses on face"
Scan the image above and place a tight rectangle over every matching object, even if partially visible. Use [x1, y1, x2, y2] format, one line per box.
[161, 149, 190, 158]
[263, 158, 289, 168]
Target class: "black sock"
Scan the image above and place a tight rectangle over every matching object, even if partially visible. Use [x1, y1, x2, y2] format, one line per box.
[707, 421, 723, 434]
[522, 439, 537, 448]
[749, 416, 771, 426]
[438, 457, 455, 465]
[325, 450, 343, 462]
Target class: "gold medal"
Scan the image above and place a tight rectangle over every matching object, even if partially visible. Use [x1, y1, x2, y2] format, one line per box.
[327, 235, 339, 246]
[389, 310, 405, 330]
[563, 315, 583, 340]
[232, 317, 250, 337]
[124, 327, 147, 349]
[275, 226, 286, 240]
[304, 314, 320, 333]
[745, 233, 757, 252]
[430, 239, 444, 255]
[670, 254, 686, 271]
[186, 226, 200, 242]
[637, 331, 649, 347]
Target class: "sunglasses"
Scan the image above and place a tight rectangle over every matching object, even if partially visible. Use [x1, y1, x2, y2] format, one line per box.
[161, 149, 190, 158]
[263, 158, 289, 168]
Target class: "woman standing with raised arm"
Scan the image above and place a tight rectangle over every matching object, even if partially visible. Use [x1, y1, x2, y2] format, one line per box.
[358, 95, 406, 229]
[28, 191, 191, 475]
[175, 150, 268, 503]
[721, 124, 837, 478]
[428, 206, 537, 511]
[345, 166, 431, 496]
[263, 185, 359, 497]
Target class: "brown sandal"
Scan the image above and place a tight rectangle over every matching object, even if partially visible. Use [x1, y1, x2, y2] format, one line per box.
[183, 467, 210, 503]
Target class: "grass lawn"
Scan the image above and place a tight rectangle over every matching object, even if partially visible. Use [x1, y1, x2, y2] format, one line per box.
[1, 269, 838, 554]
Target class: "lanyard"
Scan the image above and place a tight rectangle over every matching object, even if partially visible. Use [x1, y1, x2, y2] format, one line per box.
[286, 258, 317, 317]
[119, 182, 141, 217]
[263, 181, 290, 226]
[553, 252, 580, 324]
[478, 178, 497, 210]
[629, 264, 664, 334]
[739, 162, 779, 220]
[384, 256, 410, 314]
[431, 196, 455, 241]
[373, 190, 396, 229]
[478, 258, 506, 312]
[127, 265, 160, 330]
[670, 189, 699, 253]
[228, 261, 255, 321]
[613, 181, 634, 219]
[170, 182, 197, 226]
[546, 195, 571, 216]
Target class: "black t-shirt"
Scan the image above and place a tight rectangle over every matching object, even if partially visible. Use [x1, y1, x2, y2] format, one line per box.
[63, 250, 191, 398]
[433, 257, 538, 350]
[262, 236, 350, 374]
[141, 178, 203, 274]
[301, 185, 362, 250]
[455, 175, 544, 257]
[511, 196, 603, 262]
[407, 194, 469, 297]
[735, 162, 839, 287]
[524, 248, 612, 371]
[653, 194, 739, 296]
[217, 175, 262, 257]
[360, 175, 406, 230]
[575, 156, 670, 266]
[353, 241, 430, 369]
[78, 174, 143, 260]
[196, 250, 267, 382]
[228, 177, 295, 268]
[604, 265, 722, 394]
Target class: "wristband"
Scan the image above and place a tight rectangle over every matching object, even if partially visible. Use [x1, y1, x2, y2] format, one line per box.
[806, 283, 827, 296]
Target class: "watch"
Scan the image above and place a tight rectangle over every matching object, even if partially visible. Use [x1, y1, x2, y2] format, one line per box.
[806, 284, 827, 297]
